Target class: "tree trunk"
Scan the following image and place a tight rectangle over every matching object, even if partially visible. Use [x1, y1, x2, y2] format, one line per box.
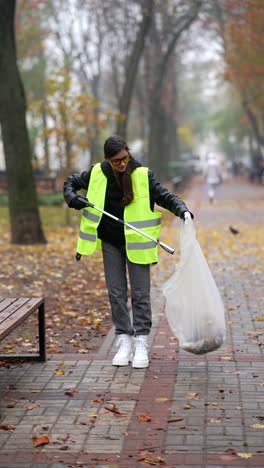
[42, 100, 50, 173]
[0, 0, 46, 244]
[148, 88, 164, 179]
[116, 0, 154, 139]
[90, 75, 101, 164]
[242, 95, 263, 153]
[147, 1, 201, 178]
[149, 56, 180, 180]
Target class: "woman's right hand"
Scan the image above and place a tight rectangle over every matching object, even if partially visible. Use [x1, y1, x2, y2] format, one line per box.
[69, 196, 88, 210]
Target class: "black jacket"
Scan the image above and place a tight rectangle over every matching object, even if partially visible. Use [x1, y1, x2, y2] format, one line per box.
[63, 158, 190, 246]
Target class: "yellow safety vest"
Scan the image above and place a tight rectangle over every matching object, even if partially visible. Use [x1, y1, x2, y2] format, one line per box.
[77, 163, 161, 264]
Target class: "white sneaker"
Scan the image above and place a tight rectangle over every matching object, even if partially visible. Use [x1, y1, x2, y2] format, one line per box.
[112, 334, 133, 366]
[132, 335, 149, 368]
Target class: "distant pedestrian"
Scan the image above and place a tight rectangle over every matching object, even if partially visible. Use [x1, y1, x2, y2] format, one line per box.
[63, 135, 193, 368]
[204, 154, 222, 203]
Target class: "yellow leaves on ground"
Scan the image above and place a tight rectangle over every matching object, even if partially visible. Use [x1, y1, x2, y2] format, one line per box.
[225, 448, 253, 459]
[250, 423, 264, 429]
[187, 392, 199, 400]
[237, 453, 253, 459]
[138, 451, 166, 465]
[154, 213, 264, 286]
[0, 225, 112, 354]
[155, 397, 171, 402]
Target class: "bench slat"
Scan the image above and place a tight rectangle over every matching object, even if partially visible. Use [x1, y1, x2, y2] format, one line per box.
[0, 297, 18, 312]
[0, 297, 44, 340]
[0, 298, 32, 325]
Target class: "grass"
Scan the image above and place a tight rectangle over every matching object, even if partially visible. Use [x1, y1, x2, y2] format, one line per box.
[0, 192, 65, 207]
[0, 206, 81, 230]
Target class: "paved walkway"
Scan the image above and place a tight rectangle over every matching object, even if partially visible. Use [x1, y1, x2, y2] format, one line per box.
[0, 176, 264, 467]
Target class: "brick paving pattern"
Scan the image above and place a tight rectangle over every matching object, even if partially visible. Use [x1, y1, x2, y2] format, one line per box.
[0, 176, 263, 467]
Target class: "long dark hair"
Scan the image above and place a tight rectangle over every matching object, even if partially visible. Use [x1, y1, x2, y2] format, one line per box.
[104, 135, 134, 206]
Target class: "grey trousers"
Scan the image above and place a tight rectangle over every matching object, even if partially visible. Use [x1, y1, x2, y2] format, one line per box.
[102, 241, 152, 336]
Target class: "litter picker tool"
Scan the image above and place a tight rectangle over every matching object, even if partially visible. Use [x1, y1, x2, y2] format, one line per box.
[76, 196, 175, 256]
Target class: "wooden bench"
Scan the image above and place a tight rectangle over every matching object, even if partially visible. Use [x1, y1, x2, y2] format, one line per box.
[0, 297, 46, 361]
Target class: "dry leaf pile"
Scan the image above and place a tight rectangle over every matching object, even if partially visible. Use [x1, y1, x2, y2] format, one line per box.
[0, 226, 111, 355]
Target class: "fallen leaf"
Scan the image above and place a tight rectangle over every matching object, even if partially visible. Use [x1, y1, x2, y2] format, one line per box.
[225, 448, 238, 455]
[256, 317, 264, 321]
[155, 397, 170, 402]
[0, 424, 16, 432]
[237, 453, 253, 459]
[64, 388, 78, 397]
[250, 423, 264, 429]
[123, 431, 137, 436]
[138, 451, 165, 465]
[33, 434, 50, 447]
[55, 369, 65, 375]
[187, 392, 199, 400]
[57, 434, 70, 442]
[25, 402, 41, 410]
[104, 403, 122, 415]
[137, 414, 152, 422]
[167, 418, 184, 423]
[92, 398, 104, 404]
[183, 404, 194, 409]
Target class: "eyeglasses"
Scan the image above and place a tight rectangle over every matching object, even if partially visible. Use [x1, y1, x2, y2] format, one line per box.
[110, 154, 131, 167]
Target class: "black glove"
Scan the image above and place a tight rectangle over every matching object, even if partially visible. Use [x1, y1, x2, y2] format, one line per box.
[69, 196, 88, 210]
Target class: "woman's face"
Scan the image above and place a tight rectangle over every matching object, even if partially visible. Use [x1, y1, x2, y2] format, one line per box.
[109, 149, 130, 173]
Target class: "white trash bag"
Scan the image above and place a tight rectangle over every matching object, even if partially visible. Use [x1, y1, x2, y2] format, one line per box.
[163, 219, 226, 355]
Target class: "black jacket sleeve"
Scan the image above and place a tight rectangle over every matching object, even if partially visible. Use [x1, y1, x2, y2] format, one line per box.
[148, 170, 192, 219]
[63, 169, 92, 206]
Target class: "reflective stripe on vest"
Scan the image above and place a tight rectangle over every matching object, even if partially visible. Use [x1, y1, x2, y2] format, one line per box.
[79, 231, 96, 242]
[127, 240, 157, 250]
[76, 164, 161, 264]
[83, 210, 100, 223]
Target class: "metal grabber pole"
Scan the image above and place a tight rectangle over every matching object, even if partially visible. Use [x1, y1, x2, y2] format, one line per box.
[76, 196, 175, 255]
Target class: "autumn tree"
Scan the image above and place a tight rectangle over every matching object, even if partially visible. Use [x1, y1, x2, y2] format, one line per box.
[214, 0, 264, 164]
[16, 0, 50, 171]
[46, 0, 111, 164]
[114, 0, 154, 139]
[0, 0, 46, 244]
[42, 68, 113, 173]
[225, 0, 264, 155]
[146, 0, 202, 179]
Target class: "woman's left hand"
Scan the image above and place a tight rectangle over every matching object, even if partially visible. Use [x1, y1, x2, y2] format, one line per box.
[184, 211, 192, 224]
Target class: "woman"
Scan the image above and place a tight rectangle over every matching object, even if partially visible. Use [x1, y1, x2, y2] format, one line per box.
[63, 135, 192, 368]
